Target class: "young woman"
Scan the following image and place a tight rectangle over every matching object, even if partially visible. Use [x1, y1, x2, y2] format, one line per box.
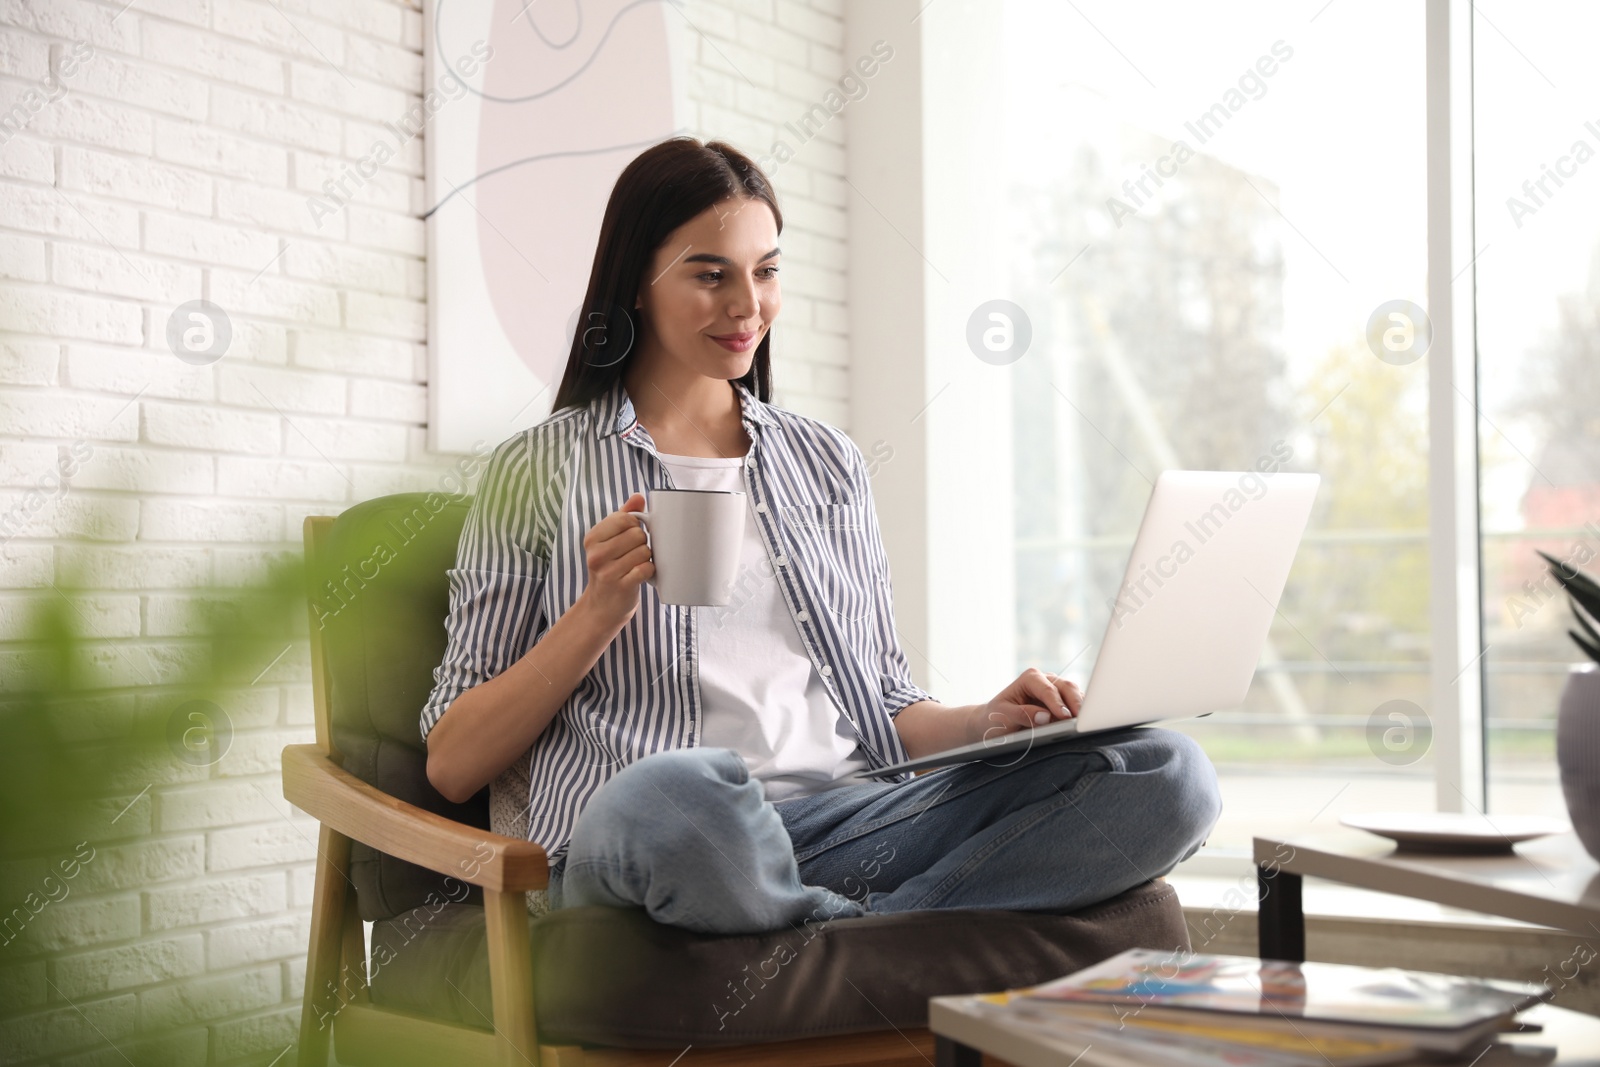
[420, 137, 1221, 934]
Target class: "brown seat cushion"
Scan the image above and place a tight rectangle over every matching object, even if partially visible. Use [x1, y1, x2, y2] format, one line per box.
[365, 878, 1188, 1048]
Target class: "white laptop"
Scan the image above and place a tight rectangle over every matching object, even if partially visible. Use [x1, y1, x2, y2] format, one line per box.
[841, 469, 1320, 779]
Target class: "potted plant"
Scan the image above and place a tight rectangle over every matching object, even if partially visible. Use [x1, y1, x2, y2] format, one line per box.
[1539, 549, 1600, 860]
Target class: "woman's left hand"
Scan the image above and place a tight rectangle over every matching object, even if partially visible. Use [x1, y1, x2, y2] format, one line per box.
[969, 668, 1081, 745]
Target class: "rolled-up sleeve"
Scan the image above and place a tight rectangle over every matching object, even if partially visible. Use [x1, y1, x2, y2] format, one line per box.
[420, 434, 550, 743]
[847, 441, 938, 719]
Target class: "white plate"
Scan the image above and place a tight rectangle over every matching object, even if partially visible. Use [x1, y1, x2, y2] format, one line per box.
[1340, 812, 1570, 853]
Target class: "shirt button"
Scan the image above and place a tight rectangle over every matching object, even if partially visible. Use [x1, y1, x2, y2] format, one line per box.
[747, 457, 757, 468]
[819, 665, 832, 677]
[795, 610, 809, 623]
[755, 502, 768, 513]
[774, 554, 787, 566]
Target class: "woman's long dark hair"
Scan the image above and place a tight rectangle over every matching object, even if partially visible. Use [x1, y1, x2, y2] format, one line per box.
[552, 137, 783, 414]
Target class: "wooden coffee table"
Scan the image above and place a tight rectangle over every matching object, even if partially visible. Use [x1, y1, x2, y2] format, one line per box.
[929, 998, 1600, 1066]
[1254, 829, 1600, 962]
[929, 832, 1600, 1065]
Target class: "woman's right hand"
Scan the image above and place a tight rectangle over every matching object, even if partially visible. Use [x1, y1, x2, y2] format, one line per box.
[578, 492, 655, 633]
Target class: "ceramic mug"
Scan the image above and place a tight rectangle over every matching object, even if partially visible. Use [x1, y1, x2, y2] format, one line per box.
[632, 489, 746, 606]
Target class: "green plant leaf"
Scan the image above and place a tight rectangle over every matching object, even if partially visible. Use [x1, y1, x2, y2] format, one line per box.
[1573, 601, 1600, 662]
[1569, 627, 1600, 666]
[1539, 548, 1600, 602]
[1538, 550, 1600, 664]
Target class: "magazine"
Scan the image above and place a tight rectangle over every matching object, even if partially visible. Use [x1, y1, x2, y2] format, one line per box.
[1005, 949, 1547, 1053]
[970, 997, 1419, 1067]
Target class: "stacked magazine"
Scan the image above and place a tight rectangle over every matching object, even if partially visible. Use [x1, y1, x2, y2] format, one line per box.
[967, 948, 1551, 1067]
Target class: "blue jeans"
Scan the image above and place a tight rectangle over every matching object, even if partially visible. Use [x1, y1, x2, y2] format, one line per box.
[546, 726, 1221, 935]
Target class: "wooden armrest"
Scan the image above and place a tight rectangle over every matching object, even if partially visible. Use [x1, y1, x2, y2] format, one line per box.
[281, 744, 549, 893]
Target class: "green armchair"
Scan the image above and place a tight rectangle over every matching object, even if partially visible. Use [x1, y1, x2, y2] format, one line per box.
[284, 493, 1192, 1066]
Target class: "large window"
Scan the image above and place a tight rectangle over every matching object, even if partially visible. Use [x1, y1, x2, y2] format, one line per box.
[997, 0, 1443, 854]
[1474, 2, 1600, 818]
[896, 0, 1582, 865]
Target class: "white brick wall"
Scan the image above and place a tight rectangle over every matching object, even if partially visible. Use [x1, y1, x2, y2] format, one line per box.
[0, 0, 856, 1061]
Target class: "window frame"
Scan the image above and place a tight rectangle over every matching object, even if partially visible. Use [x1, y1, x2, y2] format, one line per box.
[1425, 0, 1488, 815]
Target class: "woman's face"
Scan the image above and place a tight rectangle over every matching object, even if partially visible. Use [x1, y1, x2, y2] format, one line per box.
[634, 196, 781, 381]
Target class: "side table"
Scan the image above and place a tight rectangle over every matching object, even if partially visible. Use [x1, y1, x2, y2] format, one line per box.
[1254, 829, 1599, 962]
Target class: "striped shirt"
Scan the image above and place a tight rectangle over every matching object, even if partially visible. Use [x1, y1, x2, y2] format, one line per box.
[419, 376, 933, 867]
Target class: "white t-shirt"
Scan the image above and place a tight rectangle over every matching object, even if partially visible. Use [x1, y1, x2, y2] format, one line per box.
[655, 450, 874, 801]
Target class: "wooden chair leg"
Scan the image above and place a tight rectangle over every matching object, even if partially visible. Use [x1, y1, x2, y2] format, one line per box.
[484, 886, 538, 1067]
[298, 824, 353, 1066]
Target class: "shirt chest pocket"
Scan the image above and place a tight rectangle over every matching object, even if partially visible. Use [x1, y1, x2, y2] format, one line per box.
[777, 502, 878, 625]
